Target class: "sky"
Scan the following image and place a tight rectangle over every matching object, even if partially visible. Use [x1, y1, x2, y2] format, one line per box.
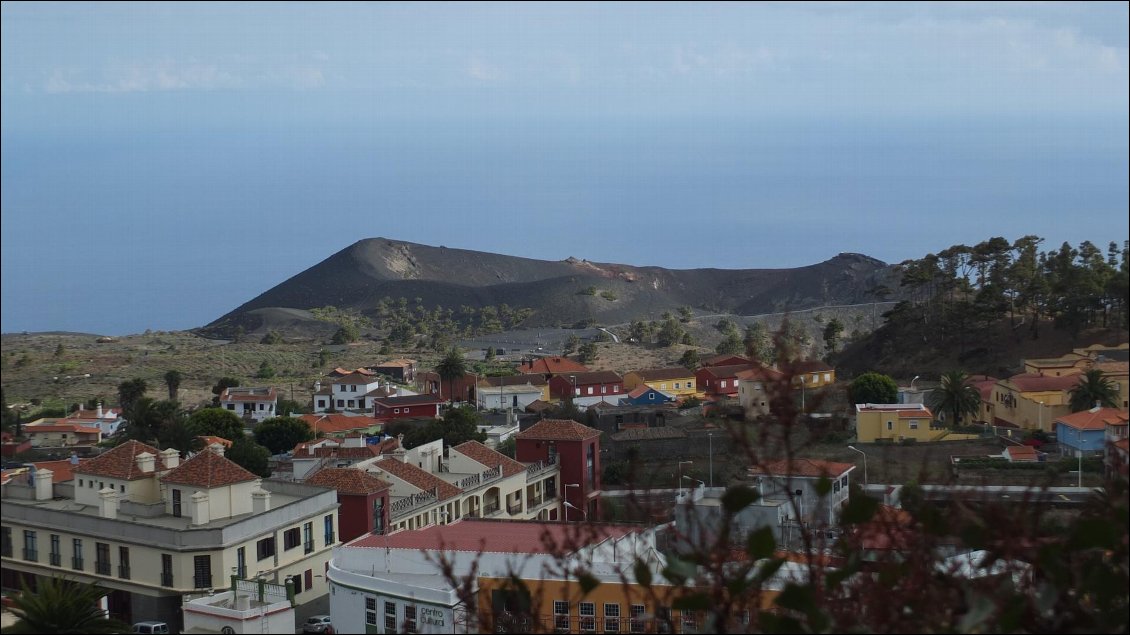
[2, 1, 1128, 335]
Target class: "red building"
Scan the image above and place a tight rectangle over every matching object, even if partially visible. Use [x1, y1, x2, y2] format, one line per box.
[305, 468, 392, 541]
[517, 357, 590, 377]
[372, 394, 445, 420]
[695, 363, 755, 398]
[516, 419, 602, 520]
[701, 354, 752, 368]
[416, 371, 479, 404]
[547, 371, 623, 401]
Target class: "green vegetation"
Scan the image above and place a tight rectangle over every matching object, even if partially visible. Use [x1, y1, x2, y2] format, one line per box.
[931, 370, 982, 427]
[435, 347, 467, 405]
[850, 372, 898, 404]
[186, 408, 244, 440]
[253, 416, 314, 454]
[384, 406, 487, 449]
[600, 289, 618, 301]
[5, 576, 131, 634]
[1069, 369, 1119, 412]
[227, 436, 271, 477]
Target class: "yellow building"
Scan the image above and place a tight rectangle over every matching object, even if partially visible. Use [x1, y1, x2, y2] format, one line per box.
[622, 368, 698, 399]
[789, 360, 837, 389]
[989, 374, 1078, 431]
[854, 403, 938, 443]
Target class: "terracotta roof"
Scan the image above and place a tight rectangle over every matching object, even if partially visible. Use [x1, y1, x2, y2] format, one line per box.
[856, 404, 934, 418]
[1004, 445, 1039, 461]
[219, 387, 278, 402]
[525, 400, 553, 413]
[373, 394, 445, 406]
[25, 424, 102, 434]
[306, 467, 391, 495]
[517, 419, 601, 441]
[374, 360, 415, 369]
[626, 386, 653, 399]
[483, 374, 549, 387]
[853, 504, 917, 551]
[1114, 438, 1130, 452]
[334, 371, 379, 384]
[371, 458, 461, 501]
[347, 519, 637, 553]
[75, 440, 164, 480]
[749, 458, 856, 478]
[299, 414, 382, 435]
[630, 368, 695, 381]
[518, 357, 590, 374]
[161, 448, 258, 488]
[1094, 361, 1129, 375]
[1005, 373, 1081, 392]
[735, 366, 786, 382]
[330, 367, 376, 377]
[298, 445, 383, 460]
[64, 407, 122, 421]
[969, 375, 1000, 399]
[197, 435, 233, 448]
[451, 441, 526, 478]
[30, 458, 84, 483]
[1055, 408, 1130, 432]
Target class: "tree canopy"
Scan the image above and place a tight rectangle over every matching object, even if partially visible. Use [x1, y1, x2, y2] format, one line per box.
[6, 576, 131, 634]
[1069, 369, 1120, 412]
[850, 372, 899, 404]
[435, 347, 468, 405]
[254, 416, 315, 454]
[226, 436, 271, 477]
[930, 370, 982, 427]
[186, 408, 245, 441]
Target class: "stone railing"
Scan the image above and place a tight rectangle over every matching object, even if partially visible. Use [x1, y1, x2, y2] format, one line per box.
[525, 455, 558, 478]
[390, 487, 438, 520]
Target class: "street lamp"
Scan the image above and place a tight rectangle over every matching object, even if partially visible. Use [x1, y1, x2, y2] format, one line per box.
[910, 375, 919, 392]
[563, 501, 586, 522]
[708, 432, 714, 488]
[682, 475, 705, 488]
[847, 445, 868, 487]
[677, 460, 693, 494]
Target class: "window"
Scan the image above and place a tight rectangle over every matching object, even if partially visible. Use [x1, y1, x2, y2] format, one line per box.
[79, 479, 84, 487]
[909, 420, 919, 430]
[841, 476, 848, 488]
[72, 538, 83, 570]
[172, 489, 182, 517]
[161, 554, 174, 587]
[579, 602, 596, 632]
[293, 572, 303, 594]
[721, 380, 728, 388]
[394, 408, 400, 414]
[886, 420, 893, 431]
[48, 534, 60, 566]
[687, 381, 693, 388]
[630, 605, 646, 633]
[554, 601, 570, 632]
[385, 601, 398, 633]
[350, 385, 357, 392]
[317, 399, 326, 409]
[605, 603, 621, 633]
[404, 605, 417, 633]
[682, 610, 698, 632]
[587, 387, 593, 395]
[324, 514, 335, 545]
[96, 542, 110, 575]
[365, 597, 378, 626]
[1, 527, 11, 558]
[284, 527, 301, 550]
[602, 385, 607, 394]
[227, 404, 235, 410]
[403, 407, 409, 413]
[236, 546, 246, 578]
[118, 546, 130, 579]
[193, 555, 212, 589]
[337, 400, 344, 408]
[305, 569, 313, 591]
[303, 522, 314, 553]
[257, 537, 276, 560]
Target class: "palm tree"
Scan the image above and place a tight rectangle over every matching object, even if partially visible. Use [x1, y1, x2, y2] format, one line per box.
[6, 576, 131, 634]
[1069, 369, 1119, 412]
[435, 347, 467, 406]
[930, 370, 982, 428]
[163, 369, 183, 402]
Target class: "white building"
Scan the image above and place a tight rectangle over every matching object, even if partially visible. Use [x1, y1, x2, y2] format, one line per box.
[476, 382, 544, 411]
[312, 371, 417, 414]
[747, 458, 856, 528]
[1, 440, 339, 631]
[328, 519, 667, 634]
[218, 386, 279, 423]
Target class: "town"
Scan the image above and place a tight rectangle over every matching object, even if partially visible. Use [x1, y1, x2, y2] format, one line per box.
[1, 330, 1126, 633]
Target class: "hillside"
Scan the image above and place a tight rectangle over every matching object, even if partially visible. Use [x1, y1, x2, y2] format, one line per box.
[199, 238, 900, 337]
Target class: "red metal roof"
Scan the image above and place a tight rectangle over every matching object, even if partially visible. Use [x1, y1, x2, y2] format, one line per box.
[346, 519, 637, 553]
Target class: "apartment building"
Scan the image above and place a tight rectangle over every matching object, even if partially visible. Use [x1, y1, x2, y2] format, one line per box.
[1, 440, 339, 631]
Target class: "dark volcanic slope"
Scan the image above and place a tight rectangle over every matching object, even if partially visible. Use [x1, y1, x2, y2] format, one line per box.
[203, 238, 898, 335]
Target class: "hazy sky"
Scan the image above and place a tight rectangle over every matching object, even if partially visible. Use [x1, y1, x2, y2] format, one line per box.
[2, 2, 1128, 335]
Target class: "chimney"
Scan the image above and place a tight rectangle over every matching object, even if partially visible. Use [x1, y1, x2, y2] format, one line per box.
[252, 488, 271, 514]
[136, 451, 156, 473]
[99, 488, 118, 519]
[191, 490, 210, 526]
[160, 448, 180, 470]
[34, 468, 54, 501]
[97, 402, 103, 419]
[314, 380, 321, 392]
[208, 442, 226, 458]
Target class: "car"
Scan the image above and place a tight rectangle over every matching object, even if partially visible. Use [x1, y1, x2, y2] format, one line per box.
[302, 615, 333, 634]
[132, 622, 170, 634]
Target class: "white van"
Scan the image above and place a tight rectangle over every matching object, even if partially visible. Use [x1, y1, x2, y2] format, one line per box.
[132, 621, 170, 634]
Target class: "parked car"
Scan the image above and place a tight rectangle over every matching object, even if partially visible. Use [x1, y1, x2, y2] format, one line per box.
[132, 622, 170, 634]
[302, 615, 333, 634]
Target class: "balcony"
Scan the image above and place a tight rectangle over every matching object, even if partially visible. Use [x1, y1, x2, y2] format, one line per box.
[507, 502, 523, 515]
[50, 553, 61, 567]
[304, 541, 314, 554]
[525, 455, 558, 478]
[483, 502, 502, 517]
[119, 565, 131, 580]
[72, 557, 84, 570]
[324, 533, 335, 546]
[22, 549, 37, 562]
[96, 560, 111, 575]
[193, 575, 212, 589]
[161, 572, 174, 587]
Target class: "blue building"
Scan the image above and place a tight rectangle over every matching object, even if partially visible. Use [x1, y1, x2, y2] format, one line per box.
[619, 385, 674, 406]
[1055, 407, 1126, 457]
